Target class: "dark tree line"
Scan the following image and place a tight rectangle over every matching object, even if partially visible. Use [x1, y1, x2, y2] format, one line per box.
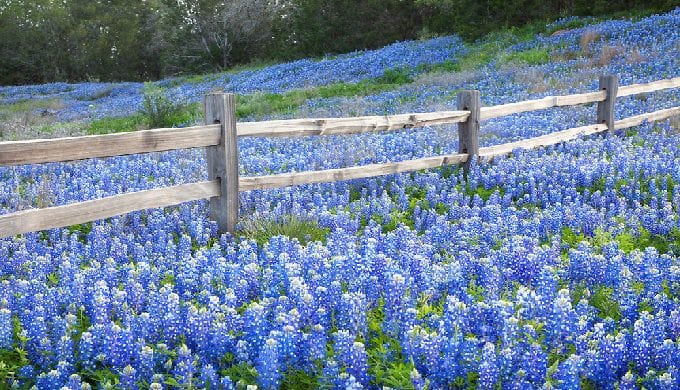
[0, 0, 677, 85]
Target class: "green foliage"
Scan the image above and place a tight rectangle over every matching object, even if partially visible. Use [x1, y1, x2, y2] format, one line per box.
[236, 72, 414, 119]
[0, 317, 30, 384]
[561, 227, 587, 249]
[460, 183, 505, 202]
[88, 114, 146, 135]
[365, 304, 417, 389]
[141, 85, 200, 129]
[219, 360, 258, 387]
[562, 224, 680, 257]
[372, 68, 414, 85]
[239, 215, 330, 246]
[416, 0, 677, 41]
[81, 368, 120, 388]
[160, 272, 176, 287]
[281, 369, 320, 389]
[499, 47, 552, 66]
[66, 222, 93, 243]
[589, 286, 621, 320]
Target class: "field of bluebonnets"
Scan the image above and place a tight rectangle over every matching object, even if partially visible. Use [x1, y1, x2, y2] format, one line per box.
[2, 7, 680, 390]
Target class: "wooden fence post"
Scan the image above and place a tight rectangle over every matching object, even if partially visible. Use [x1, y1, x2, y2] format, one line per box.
[457, 90, 481, 174]
[204, 93, 239, 233]
[597, 74, 618, 135]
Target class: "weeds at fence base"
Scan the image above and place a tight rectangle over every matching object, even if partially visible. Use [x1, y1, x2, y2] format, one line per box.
[239, 215, 330, 246]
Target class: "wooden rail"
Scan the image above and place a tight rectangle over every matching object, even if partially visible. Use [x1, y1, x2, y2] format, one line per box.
[239, 153, 469, 191]
[479, 90, 606, 120]
[0, 124, 221, 166]
[1, 74, 679, 238]
[236, 111, 470, 137]
[0, 181, 219, 237]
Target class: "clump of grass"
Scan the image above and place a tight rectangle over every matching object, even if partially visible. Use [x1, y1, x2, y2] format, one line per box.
[1, 98, 65, 114]
[499, 47, 552, 66]
[88, 114, 146, 135]
[594, 45, 623, 66]
[579, 30, 601, 55]
[88, 87, 201, 135]
[141, 85, 201, 128]
[238, 215, 330, 246]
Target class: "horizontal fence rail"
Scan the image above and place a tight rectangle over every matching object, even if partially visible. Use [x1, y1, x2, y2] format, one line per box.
[0, 124, 221, 166]
[479, 90, 607, 120]
[0, 181, 220, 237]
[617, 77, 680, 97]
[236, 111, 471, 138]
[0, 74, 678, 238]
[239, 153, 470, 191]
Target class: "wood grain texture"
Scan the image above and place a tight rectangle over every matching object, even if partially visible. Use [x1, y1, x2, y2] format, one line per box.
[614, 107, 680, 130]
[479, 124, 608, 158]
[597, 75, 619, 134]
[236, 111, 471, 138]
[458, 90, 481, 173]
[0, 124, 221, 166]
[205, 93, 239, 233]
[0, 181, 220, 238]
[617, 77, 680, 97]
[479, 91, 606, 120]
[239, 153, 469, 191]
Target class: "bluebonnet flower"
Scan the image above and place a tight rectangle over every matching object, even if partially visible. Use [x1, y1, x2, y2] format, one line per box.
[257, 337, 281, 390]
[478, 342, 499, 388]
[119, 365, 137, 389]
[173, 344, 197, 386]
[0, 308, 12, 349]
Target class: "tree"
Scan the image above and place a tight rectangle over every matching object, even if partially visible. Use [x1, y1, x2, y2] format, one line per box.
[153, 0, 283, 75]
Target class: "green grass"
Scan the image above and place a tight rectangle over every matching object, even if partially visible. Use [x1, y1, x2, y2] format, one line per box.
[499, 47, 552, 66]
[239, 215, 330, 246]
[562, 225, 680, 256]
[236, 68, 414, 118]
[87, 114, 146, 135]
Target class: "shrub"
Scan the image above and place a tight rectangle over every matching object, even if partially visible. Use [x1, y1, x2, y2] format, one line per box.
[140, 85, 199, 128]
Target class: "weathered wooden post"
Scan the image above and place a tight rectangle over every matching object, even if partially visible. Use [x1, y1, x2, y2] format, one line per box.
[204, 92, 239, 233]
[597, 74, 618, 135]
[457, 90, 481, 175]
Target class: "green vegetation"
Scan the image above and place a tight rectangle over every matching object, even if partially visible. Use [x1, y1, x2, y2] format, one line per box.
[88, 114, 146, 135]
[237, 68, 414, 118]
[88, 87, 201, 134]
[499, 47, 553, 66]
[219, 359, 258, 388]
[561, 226, 680, 256]
[239, 215, 330, 246]
[365, 302, 418, 389]
[140, 85, 201, 129]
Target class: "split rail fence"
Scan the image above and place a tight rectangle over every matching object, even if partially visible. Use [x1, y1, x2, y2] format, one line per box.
[0, 74, 679, 238]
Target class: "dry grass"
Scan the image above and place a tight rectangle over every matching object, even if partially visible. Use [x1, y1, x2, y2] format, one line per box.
[415, 69, 481, 88]
[671, 116, 680, 133]
[580, 30, 601, 55]
[595, 45, 624, 67]
[0, 98, 89, 141]
[626, 49, 645, 64]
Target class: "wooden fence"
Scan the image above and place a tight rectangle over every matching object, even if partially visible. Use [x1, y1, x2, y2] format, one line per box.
[1, 74, 679, 238]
